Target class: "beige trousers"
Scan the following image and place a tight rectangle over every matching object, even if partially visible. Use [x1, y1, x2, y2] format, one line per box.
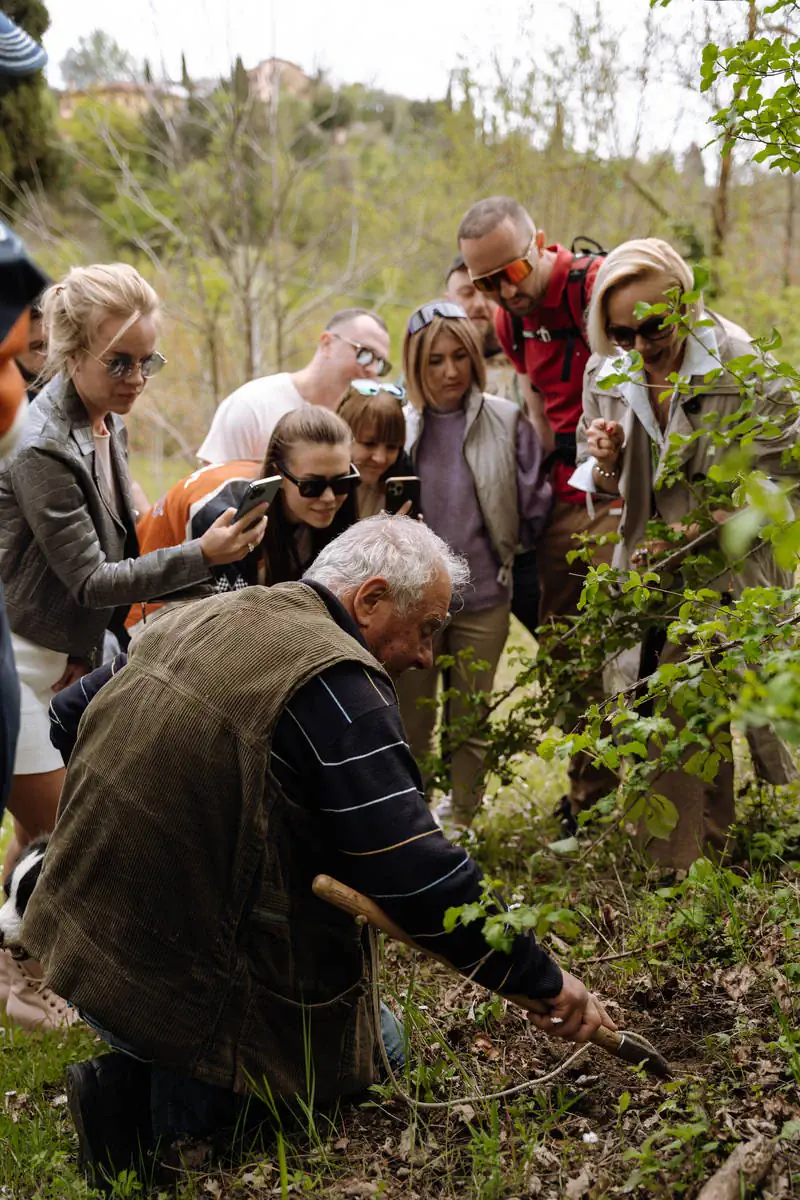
[537, 497, 621, 625]
[537, 498, 622, 813]
[395, 602, 510, 822]
[637, 639, 735, 871]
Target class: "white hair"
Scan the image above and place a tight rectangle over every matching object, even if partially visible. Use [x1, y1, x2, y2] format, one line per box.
[304, 515, 469, 614]
[586, 238, 702, 358]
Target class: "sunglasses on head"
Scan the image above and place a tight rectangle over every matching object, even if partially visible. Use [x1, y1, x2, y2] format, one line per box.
[89, 350, 167, 380]
[347, 380, 406, 400]
[278, 463, 361, 499]
[329, 333, 391, 378]
[469, 235, 538, 295]
[407, 301, 469, 336]
[606, 315, 673, 351]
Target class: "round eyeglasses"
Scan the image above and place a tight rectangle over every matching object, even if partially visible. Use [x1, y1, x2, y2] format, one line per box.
[89, 350, 167, 380]
[329, 333, 392, 378]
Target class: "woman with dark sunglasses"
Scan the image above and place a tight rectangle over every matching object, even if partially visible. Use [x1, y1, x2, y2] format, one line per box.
[261, 407, 357, 584]
[127, 406, 357, 643]
[337, 380, 412, 519]
[396, 301, 552, 827]
[0, 264, 265, 888]
[572, 238, 799, 868]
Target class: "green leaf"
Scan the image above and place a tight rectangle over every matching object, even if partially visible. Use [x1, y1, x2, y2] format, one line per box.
[644, 793, 679, 840]
[779, 1119, 800, 1141]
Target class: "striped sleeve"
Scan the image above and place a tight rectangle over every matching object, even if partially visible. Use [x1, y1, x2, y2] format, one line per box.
[270, 661, 563, 1000]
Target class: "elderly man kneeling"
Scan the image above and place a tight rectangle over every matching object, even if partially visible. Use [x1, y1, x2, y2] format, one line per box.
[22, 515, 612, 1180]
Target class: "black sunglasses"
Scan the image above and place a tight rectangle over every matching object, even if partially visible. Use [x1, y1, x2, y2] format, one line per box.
[407, 300, 470, 338]
[606, 316, 673, 351]
[279, 463, 361, 498]
[89, 350, 167, 380]
[407, 301, 469, 336]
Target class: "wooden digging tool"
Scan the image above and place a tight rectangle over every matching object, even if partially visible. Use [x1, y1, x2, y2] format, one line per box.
[312, 874, 672, 1081]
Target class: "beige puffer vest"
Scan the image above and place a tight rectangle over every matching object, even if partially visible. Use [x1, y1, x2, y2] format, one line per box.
[405, 387, 520, 582]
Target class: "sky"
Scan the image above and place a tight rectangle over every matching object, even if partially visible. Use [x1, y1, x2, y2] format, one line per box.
[40, 0, 739, 162]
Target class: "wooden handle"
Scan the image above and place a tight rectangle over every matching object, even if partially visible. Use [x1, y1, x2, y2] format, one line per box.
[313, 874, 619, 1048]
[313, 875, 423, 953]
[312, 873, 672, 1080]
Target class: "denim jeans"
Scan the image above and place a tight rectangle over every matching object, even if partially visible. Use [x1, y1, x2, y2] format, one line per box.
[84, 1002, 406, 1143]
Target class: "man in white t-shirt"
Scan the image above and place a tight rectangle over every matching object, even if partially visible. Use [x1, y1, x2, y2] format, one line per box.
[198, 308, 392, 464]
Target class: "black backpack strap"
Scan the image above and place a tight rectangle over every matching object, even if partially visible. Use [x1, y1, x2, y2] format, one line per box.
[510, 313, 525, 356]
[513, 243, 606, 382]
[570, 235, 606, 256]
[560, 250, 607, 381]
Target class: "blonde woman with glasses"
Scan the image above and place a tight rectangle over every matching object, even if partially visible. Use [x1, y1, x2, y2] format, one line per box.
[0, 264, 266, 930]
[572, 237, 799, 868]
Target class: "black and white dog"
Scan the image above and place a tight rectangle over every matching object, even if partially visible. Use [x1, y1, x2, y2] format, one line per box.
[0, 837, 47, 955]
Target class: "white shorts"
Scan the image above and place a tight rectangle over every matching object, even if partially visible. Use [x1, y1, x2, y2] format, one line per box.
[10, 633, 68, 775]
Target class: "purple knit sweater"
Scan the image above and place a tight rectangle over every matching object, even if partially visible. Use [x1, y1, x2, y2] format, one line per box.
[415, 408, 547, 612]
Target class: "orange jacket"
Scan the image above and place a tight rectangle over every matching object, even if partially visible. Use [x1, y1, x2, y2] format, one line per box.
[126, 460, 259, 630]
[0, 310, 29, 457]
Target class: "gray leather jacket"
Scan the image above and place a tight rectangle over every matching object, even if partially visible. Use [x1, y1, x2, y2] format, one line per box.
[0, 375, 211, 661]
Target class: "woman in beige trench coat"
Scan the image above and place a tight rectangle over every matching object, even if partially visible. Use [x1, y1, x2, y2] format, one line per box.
[571, 238, 798, 869]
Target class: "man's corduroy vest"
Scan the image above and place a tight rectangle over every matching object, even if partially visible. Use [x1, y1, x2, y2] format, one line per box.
[22, 584, 384, 1103]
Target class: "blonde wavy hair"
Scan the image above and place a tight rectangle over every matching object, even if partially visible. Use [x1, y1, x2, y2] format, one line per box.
[586, 238, 702, 358]
[41, 263, 160, 381]
[402, 308, 486, 412]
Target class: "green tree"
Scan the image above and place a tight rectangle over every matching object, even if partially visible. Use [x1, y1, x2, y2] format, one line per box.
[0, 0, 61, 210]
[60, 29, 139, 89]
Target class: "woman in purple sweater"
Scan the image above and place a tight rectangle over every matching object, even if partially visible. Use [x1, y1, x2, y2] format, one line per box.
[397, 301, 551, 825]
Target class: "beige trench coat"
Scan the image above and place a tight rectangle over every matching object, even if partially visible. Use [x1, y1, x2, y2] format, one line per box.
[573, 311, 799, 785]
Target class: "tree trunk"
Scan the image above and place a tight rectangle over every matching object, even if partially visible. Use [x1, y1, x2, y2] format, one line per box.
[710, 0, 757, 288]
[784, 172, 795, 289]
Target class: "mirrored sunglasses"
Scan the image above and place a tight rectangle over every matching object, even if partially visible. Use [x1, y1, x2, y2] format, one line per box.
[330, 333, 392, 378]
[407, 301, 469, 336]
[606, 316, 673, 351]
[469, 236, 537, 295]
[92, 351, 167, 380]
[279, 462, 361, 498]
[348, 380, 406, 400]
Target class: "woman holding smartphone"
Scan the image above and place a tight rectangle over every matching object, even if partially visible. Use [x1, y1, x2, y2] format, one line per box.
[396, 300, 551, 826]
[127, 406, 358, 638]
[0, 264, 265, 907]
[337, 380, 413, 518]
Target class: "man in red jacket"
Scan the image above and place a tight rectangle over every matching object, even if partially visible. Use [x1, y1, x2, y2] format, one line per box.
[458, 196, 618, 822]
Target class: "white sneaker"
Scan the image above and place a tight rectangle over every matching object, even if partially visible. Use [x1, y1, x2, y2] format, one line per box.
[431, 793, 453, 830]
[5, 956, 79, 1031]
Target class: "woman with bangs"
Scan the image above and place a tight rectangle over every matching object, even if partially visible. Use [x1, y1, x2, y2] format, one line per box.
[127, 406, 358, 640]
[337, 380, 412, 518]
[396, 301, 551, 826]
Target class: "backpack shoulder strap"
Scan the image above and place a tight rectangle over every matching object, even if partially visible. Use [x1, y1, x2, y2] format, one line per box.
[510, 312, 525, 357]
[564, 251, 605, 346]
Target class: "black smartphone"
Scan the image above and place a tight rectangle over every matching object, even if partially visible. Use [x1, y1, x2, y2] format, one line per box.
[234, 474, 282, 526]
[385, 476, 421, 518]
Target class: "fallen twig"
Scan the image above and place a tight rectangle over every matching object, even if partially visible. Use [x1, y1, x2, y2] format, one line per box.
[696, 1135, 775, 1200]
[583, 938, 670, 964]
